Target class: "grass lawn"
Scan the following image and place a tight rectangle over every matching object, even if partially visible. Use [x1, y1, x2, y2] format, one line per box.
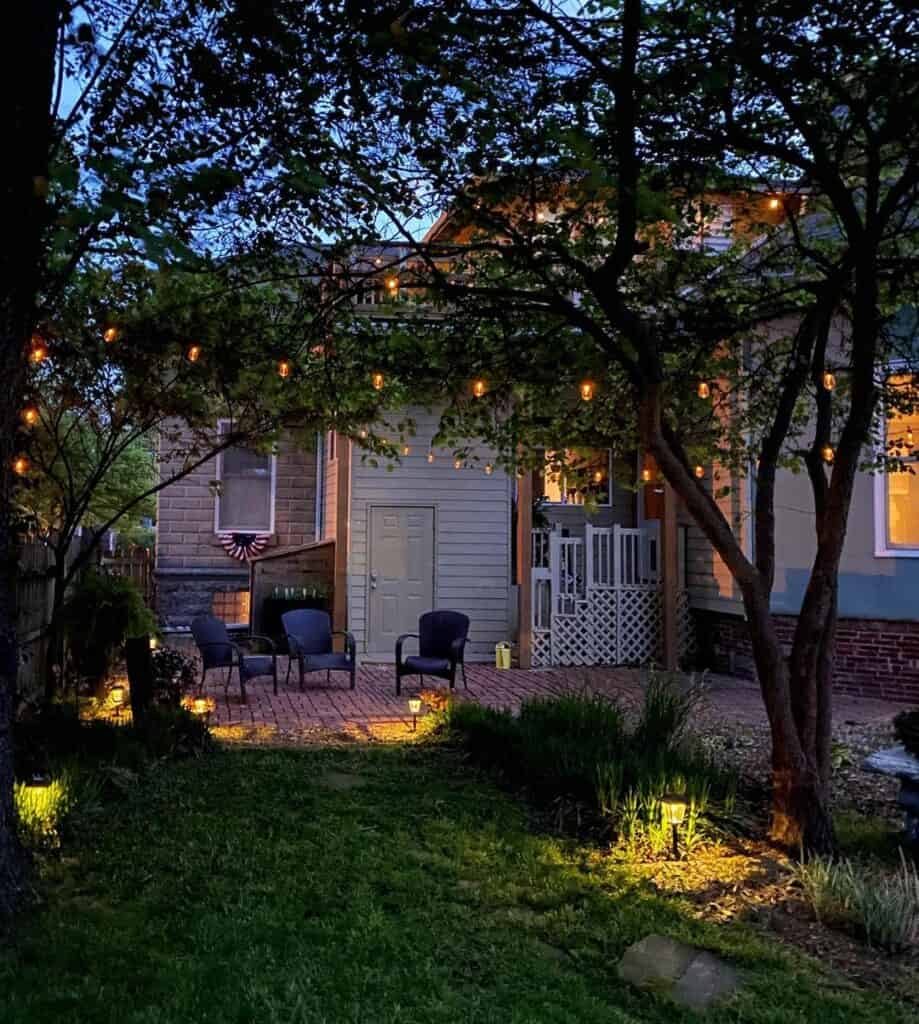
[1, 743, 914, 1024]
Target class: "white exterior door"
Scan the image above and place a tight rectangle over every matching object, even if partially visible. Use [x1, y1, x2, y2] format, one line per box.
[368, 506, 435, 656]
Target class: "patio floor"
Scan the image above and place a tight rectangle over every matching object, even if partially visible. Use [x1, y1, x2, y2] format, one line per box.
[202, 661, 901, 745]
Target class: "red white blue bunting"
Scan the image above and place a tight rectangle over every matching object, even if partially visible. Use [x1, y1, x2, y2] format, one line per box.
[220, 532, 270, 561]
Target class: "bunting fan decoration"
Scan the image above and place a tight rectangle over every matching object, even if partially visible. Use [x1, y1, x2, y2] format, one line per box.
[220, 532, 270, 561]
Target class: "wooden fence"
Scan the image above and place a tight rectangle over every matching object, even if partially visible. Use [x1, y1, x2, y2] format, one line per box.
[16, 538, 156, 699]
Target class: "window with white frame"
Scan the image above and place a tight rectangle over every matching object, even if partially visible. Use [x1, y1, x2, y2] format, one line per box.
[877, 373, 919, 554]
[540, 449, 612, 506]
[215, 423, 275, 533]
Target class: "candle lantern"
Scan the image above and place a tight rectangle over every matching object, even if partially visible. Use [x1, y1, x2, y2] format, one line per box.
[408, 696, 422, 732]
[661, 792, 688, 859]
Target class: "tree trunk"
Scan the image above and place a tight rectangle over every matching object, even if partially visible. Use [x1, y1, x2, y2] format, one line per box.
[1, 1, 63, 918]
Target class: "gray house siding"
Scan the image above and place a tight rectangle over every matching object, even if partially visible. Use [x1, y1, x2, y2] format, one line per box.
[347, 408, 513, 662]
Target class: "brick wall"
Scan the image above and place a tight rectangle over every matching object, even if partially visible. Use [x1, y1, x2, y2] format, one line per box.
[695, 609, 919, 704]
[155, 430, 318, 625]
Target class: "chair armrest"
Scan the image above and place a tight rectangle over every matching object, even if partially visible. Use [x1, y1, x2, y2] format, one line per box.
[243, 633, 276, 654]
[333, 630, 356, 657]
[449, 636, 468, 663]
[196, 641, 241, 666]
[395, 633, 419, 664]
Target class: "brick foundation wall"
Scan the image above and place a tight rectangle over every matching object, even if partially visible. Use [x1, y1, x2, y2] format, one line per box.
[695, 609, 919, 705]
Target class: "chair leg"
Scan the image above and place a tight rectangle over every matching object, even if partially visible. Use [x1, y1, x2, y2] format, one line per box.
[239, 667, 247, 705]
[350, 662, 356, 690]
[449, 667, 456, 691]
[395, 667, 401, 696]
[285, 657, 292, 687]
[199, 666, 208, 694]
[298, 658, 305, 692]
[326, 669, 331, 686]
[273, 661, 278, 696]
[461, 662, 467, 688]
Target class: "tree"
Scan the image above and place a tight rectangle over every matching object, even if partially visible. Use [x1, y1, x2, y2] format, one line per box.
[306, 0, 919, 849]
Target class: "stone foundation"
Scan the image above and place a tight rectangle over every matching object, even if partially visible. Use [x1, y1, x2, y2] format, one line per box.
[156, 568, 250, 628]
[695, 609, 919, 705]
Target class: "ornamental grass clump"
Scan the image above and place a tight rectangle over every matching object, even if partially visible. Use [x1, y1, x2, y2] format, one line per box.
[446, 672, 734, 856]
[795, 850, 919, 951]
[15, 774, 73, 850]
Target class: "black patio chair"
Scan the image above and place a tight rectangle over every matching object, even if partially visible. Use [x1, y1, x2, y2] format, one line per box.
[282, 609, 356, 690]
[395, 610, 469, 696]
[190, 614, 277, 704]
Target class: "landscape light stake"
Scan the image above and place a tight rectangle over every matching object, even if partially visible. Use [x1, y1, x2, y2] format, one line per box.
[661, 793, 688, 860]
[408, 697, 422, 733]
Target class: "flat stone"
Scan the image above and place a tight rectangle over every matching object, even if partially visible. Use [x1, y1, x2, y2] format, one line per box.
[317, 771, 369, 791]
[617, 934, 742, 1012]
[863, 745, 919, 783]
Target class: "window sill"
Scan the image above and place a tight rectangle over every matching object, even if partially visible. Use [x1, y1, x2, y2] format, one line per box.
[874, 547, 919, 559]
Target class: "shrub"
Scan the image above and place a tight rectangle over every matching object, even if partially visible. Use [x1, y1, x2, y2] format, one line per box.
[795, 851, 919, 951]
[151, 647, 199, 706]
[14, 774, 73, 850]
[446, 673, 734, 856]
[61, 569, 157, 687]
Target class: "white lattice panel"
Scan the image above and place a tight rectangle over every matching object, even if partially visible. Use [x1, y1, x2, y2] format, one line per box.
[532, 630, 552, 667]
[552, 604, 595, 665]
[617, 587, 661, 663]
[589, 589, 618, 663]
[677, 592, 696, 659]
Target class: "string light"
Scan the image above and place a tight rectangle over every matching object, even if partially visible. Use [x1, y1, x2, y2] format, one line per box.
[694, 465, 705, 479]
[359, 428, 368, 440]
[29, 336, 48, 364]
[186, 344, 201, 363]
[472, 378, 487, 398]
[768, 196, 782, 210]
[277, 359, 291, 379]
[822, 370, 836, 391]
[427, 450, 435, 463]
[641, 467, 652, 483]
[103, 325, 119, 344]
[593, 470, 604, 484]
[697, 381, 710, 400]
[21, 406, 39, 427]
[385, 276, 399, 294]
[371, 372, 385, 391]
[12, 455, 30, 476]
[821, 444, 835, 464]
[484, 463, 494, 475]
[579, 380, 595, 402]
[401, 444, 411, 456]
[454, 458, 464, 470]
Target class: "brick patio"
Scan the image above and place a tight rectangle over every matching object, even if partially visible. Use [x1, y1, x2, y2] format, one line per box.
[202, 661, 900, 744]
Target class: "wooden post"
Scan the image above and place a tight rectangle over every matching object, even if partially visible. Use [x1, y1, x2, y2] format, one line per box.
[332, 434, 351, 637]
[661, 481, 679, 671]
[516, 468, 533, 669]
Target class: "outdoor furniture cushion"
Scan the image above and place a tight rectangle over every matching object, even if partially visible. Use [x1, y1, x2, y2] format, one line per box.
[403, 655, 451, 675]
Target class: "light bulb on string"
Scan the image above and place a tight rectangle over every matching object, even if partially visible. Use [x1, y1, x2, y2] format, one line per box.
[427, 450, 435, 464]
[697, 381, 710, 400]
[694, 465, 705, 479]
[821, 444, 835, 465]
[12, 456, 30, 477]
[29, 336, 47, 364]
[371, 371, 385, 391]
[186, 344, 201, 363]
[484, 463, 494, 475]
[454, 458, 464, 470]
[579, 380, 595, 402]
[103, 325, 119, 344]
[822, 370, 836, 391]
[401, 444, 411, 457]
[277, 359, 291, 379]
[21, 405, 39, 427]
[641, 467, 652, 483]
[472, 378, 487, 398]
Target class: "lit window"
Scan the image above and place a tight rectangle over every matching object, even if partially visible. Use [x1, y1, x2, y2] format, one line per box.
[216, 423, 275, 532]
[883, 374, 919, 549]
[540, 449, 612, 506]
[212, 590, 251, 624]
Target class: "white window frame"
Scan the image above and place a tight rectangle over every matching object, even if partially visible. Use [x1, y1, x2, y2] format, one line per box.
[542, 449, 614, 507]
[874, 365, 919, 557]
[214, 419, 277, 535]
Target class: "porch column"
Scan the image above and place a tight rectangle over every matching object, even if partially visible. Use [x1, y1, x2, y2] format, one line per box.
[516, 467, 533, 669]
[332, 434, 351, 635]
[661, 480, 679, 671]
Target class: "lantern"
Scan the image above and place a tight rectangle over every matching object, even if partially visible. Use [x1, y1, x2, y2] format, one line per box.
[822, 370, 836, 391]
[694, 465, 705, 479]
[408, 696, 422, 732]
[821, 444, 835, 464]
[21, 405, 39, 427]
[29, 336, 48, 364]
[472, 378, 487, 398]
[661, 792, 688, 859]
[277, 359, 291, 379]
[484, 463, 494, 475]
[371, 371, 385, 391]
[103, 325, 119, 344]
[12, 456, 29, 477]
[697, 381, 710, 400]
[186, 344, 201, 363]
[579, 380, 595, 402]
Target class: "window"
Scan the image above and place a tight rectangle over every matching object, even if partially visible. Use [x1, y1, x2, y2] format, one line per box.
[215, 423, 275, 533]
[876, 373, 919, 555]
[540, 449, 612, 506]
[212, 589, 251, 624]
